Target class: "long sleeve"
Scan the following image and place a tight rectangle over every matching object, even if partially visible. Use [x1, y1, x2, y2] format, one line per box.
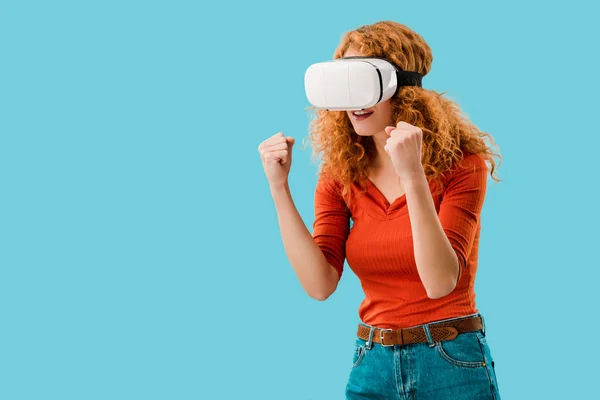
[312, 172, 351, 279]
[316, 153, 489, 328]
[437, 153, 488, 281]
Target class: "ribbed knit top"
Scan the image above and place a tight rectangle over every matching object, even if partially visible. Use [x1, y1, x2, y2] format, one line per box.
[312, 153, 488, 329]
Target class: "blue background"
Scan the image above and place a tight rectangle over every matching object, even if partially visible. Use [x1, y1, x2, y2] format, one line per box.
[1, 0, 598, 398]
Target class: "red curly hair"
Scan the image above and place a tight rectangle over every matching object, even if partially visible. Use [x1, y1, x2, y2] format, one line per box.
[302, 21, 501, 206]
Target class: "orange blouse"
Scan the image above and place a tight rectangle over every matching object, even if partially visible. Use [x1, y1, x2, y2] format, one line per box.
[312, 153, 488, 329]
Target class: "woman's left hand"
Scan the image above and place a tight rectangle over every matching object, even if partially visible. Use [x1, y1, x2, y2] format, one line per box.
[384, 121, 425, 181]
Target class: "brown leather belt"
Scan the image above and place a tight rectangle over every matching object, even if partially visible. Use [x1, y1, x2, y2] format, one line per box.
[357, 315, 483, 346]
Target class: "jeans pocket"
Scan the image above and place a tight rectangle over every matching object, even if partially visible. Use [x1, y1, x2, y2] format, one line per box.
[352, 343, 366, 368]
[434, 332, 487, 368]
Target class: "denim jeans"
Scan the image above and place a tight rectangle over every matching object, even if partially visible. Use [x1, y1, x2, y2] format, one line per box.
[345, 313, 501, 399]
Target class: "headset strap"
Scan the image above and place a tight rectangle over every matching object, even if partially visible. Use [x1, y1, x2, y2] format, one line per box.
[340, 56, 423, 87]
[396, 70, 422, 87]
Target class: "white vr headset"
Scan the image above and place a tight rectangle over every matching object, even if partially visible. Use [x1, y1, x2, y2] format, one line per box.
[304, 56, 423, 111]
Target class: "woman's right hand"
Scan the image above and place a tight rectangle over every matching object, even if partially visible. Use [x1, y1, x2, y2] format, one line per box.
[258, 132, 295, 189]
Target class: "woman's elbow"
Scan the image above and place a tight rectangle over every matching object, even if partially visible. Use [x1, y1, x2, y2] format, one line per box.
[426, 279, 458, 299]
[308, 270, 339, 301]
[308, 283, 337, 301]
[309, 291, 332, 301]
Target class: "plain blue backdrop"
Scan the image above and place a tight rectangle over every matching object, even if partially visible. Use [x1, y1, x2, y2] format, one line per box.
[1, 0, 598, 399]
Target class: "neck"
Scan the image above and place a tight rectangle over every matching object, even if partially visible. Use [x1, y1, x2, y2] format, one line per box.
[370, 131, 396, 174]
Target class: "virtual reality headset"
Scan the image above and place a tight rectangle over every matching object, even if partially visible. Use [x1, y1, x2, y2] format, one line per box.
[304, 56, 423, 111]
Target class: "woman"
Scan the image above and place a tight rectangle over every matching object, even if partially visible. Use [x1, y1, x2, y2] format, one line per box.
[258, 21, 502, 399]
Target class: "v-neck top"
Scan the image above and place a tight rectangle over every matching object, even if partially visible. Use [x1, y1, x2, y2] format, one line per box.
[363, 177, 409, 219]
[312, 153, 488, 329]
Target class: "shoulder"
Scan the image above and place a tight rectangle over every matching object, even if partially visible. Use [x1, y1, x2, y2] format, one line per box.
[453, 151, 488, 172]
[440, 151, 489, 192]
[315, 169, 355, 210]
[316, 170, 344, 196]
[443, 152, 488, 181]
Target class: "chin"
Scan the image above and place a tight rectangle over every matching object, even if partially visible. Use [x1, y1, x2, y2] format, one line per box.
[352, 124, 384, 136]
[353, 129, 374, 136]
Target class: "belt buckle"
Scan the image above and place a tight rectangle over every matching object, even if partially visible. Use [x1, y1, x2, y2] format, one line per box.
[379, 328, 394, 347]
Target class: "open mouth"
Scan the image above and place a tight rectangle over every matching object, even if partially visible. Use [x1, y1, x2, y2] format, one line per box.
[351, 109, 374, 120]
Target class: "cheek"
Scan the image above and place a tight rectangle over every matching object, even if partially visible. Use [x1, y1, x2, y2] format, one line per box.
[375, 103, 393, 124]
[375, 109, 393, 127]
[383, 105, 393, 122]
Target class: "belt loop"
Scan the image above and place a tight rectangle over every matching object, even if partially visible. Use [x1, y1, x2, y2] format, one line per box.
[422, 323, 436, 348]
[365, 326, 374, 350]
[480, 314, 486, 336]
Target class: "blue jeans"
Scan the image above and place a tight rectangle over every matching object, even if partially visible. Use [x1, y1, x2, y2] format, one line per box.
[346, 313, 501, 399]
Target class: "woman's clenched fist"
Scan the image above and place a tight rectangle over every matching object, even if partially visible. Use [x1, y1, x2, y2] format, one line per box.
[258, 132, 296, 188]
[383, 122, 425, 181]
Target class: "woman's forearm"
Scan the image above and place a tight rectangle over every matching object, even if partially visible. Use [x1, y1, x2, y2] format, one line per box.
[269, 183, 339, 300]
[402, 172, 459, 299]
